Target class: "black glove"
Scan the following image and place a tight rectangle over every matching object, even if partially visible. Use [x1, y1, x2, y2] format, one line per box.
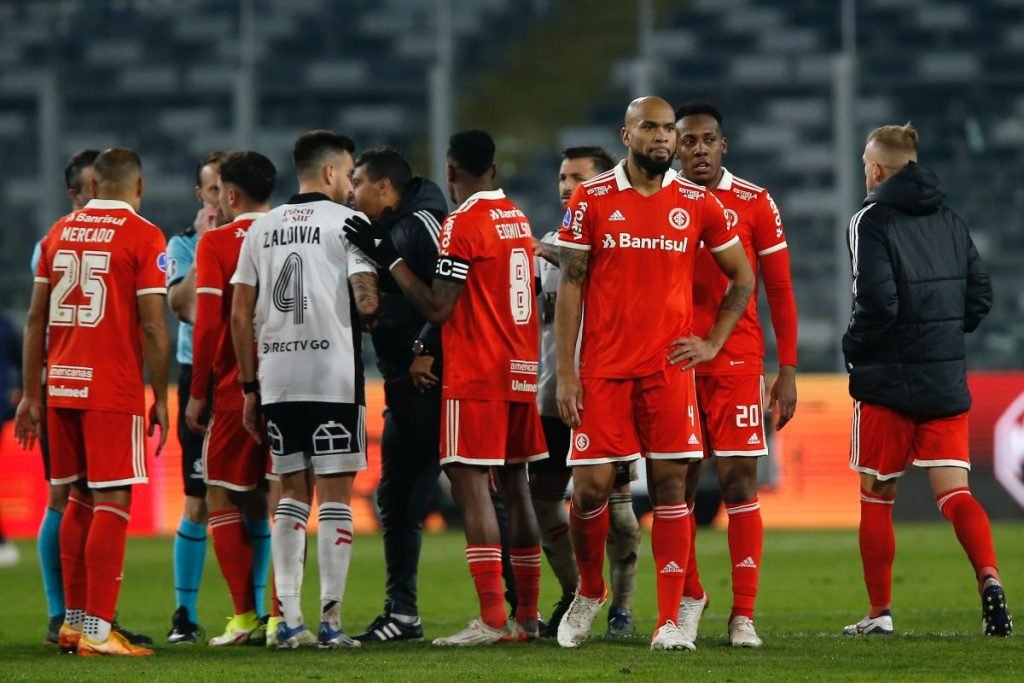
[343, 214, 402, 269]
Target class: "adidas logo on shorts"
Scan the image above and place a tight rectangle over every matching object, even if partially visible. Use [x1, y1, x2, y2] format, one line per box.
[609, 209, 626, 222]
[735, 556, 757, 569]
[687, 433, 699, 446]
[660, 561, 684, 574]
[747, 433, 761, 445]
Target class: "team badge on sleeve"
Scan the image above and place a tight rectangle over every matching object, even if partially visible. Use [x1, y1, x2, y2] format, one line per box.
[562, 208, 572, 229]
[157, 252, 168, 272]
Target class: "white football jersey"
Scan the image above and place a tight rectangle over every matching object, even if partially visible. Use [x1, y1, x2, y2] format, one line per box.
[231, 192, 375, 405]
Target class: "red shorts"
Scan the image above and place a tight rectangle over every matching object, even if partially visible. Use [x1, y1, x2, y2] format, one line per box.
[202, 410, 268, 491]
[567, 368, 704, 466]
[849, 401, 970, 481]
[440, 399, 548, 466]
[696, 374, 767, 457]
[48, 408, 148, 488]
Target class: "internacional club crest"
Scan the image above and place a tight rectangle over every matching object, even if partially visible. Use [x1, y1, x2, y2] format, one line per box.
[668, 207, 690, 230]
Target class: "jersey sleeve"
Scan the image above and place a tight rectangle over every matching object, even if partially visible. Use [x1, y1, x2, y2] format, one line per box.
[345, 225, 377, 279]
[556, 185, 593, 251]
[166, 234, 192, 288]
[230, 227, 259, 286]
[752, 191, 788, 256]
[136, 226, 169, 296]
[33, 236, 50, 284]
[700, 191, 739, 252]
[434, 213, 473, 283]
[190, 232, 223, 399]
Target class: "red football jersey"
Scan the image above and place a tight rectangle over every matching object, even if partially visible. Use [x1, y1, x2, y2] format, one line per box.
[34, 199, 167, 414]
[691, 169, 798, 375]
[190, 214, 261, 411]
[434, 189, 539, 402]
[558, 163, 737, 379]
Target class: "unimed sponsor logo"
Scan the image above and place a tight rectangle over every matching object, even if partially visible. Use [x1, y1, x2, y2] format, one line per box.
[48, 384, 89, 399]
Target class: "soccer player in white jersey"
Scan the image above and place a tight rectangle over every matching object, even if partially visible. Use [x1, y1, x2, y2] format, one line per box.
[230, 130, 380, 649]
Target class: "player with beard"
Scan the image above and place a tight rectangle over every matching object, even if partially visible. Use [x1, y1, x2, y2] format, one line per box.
[555, 97, 754, 651]
[532, 146, 641, 639]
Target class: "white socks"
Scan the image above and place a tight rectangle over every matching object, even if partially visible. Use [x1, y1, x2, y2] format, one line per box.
[273, 498, 310, 628]
[317, 503, 354, 629]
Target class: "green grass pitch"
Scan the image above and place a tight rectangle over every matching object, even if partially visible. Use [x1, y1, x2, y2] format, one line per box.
[1, 523, 1021, 681]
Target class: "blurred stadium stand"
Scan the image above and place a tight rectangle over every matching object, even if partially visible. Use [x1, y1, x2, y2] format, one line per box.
[1, 0, 1021, 372]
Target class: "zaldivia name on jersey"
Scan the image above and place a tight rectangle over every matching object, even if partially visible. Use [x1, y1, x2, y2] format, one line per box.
[262, 224, 321, 248]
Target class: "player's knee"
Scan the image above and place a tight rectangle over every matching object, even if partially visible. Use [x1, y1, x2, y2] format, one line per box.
[47, 484, 70, 511]
[719, 470, 757, 504]
[183, 494, 208, 523]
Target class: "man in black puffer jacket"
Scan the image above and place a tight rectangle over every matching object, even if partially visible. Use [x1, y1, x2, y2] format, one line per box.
[842, 124, 1011, 639]
[349, 147, 447, 642]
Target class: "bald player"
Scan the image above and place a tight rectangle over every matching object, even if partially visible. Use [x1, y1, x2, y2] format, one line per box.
[842, 124, 1010, 637]
[17, 148, 170, 656]
[555, 97, 754, 651]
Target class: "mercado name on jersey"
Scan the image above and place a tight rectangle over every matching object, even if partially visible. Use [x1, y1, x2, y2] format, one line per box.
[557, 163, 737, 379]
[35, 199, 168, 414]
[692, 168, 789, 376]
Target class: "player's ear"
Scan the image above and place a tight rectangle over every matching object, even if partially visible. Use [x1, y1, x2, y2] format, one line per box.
[137, 176, 145, 200]
[90, 176, 100, 200]
[620, 126, 629, 147]
[487, 164, 497, 183]
[721, 136, 728, 156]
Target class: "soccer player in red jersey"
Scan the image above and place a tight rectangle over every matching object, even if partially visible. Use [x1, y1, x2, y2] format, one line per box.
[554, 97, 755, 651]
[184, 151, 277, 646]
[532, 146, 642, 639]
[344, 129, 546, 646]
[16, 148, 170, 657]
[674, 101, 799, 648]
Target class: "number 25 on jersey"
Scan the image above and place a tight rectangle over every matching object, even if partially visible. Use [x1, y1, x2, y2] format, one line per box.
[49, 249, 110, 327]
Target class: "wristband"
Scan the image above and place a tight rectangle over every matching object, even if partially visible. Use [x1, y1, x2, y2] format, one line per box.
[242, 380, 260, 395]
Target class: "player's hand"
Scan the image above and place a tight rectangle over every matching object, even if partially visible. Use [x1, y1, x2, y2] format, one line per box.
[556, 373, 584, 428]
[13, 396, 42, 450]
[185, 396, 207, 435]
[148, 400, 169, 456]
[668, 335, 721, 371]
[193, 205, 219, 234]
[767, 366, 797, 430]
[343, 215, 400, 268]
[409, 354, 438, 392]
[242, 392, 263, 444]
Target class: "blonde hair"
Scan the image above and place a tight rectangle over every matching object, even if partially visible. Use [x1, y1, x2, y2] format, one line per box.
[866, 123, 918, 168]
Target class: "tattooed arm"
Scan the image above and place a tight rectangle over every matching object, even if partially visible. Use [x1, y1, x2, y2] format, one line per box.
[388, 260, 464, 324]
[555, 246, 588, 427]
[533, 237, 560, 267]
[349, 271, 380, 330]
[668, 241, 755, 371]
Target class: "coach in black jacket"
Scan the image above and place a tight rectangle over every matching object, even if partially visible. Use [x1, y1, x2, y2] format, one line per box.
[349, 147, 447, 642]
[841, 124, 1010, 639]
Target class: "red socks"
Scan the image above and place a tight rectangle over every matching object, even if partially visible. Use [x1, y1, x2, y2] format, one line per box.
[859, 488, 896, 615]
[61, 492, 94, 616]
[210, 509, 256, 615]
[652, 503, 690, 629]
[682, 505, 704, 599]
[509, 547, 542, 625]
[726, 498, 763, 620]
[936, 488, 999, 587]
[85, 502, 130, 623]
[466, 545, 506, 629]
[570, 500, 609, 600]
